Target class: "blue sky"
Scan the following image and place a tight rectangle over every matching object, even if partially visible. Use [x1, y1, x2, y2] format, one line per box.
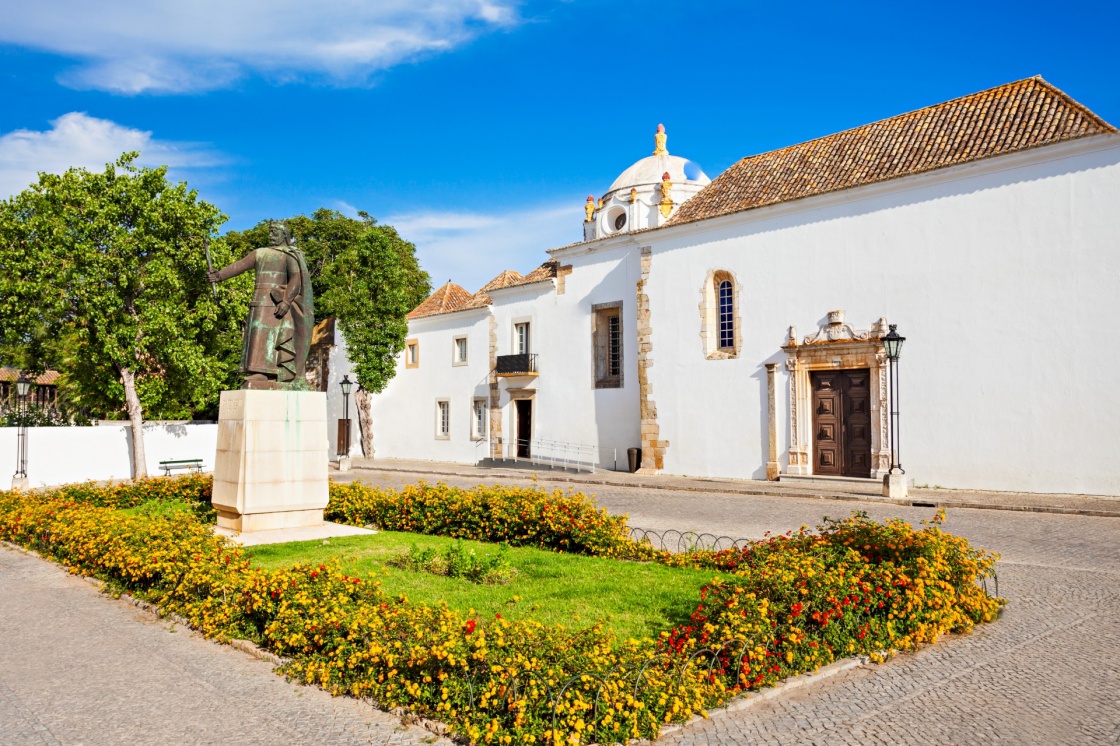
[1, 0, 1117, 291]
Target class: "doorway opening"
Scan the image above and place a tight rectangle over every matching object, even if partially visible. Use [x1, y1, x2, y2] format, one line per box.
[515, 399, 532, 458]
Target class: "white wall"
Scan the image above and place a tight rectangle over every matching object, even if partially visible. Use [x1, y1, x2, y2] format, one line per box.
[367, 242, 644, 470]
[489, 245, 642, 469]
[369, 308, 493, 463]
[643, 136, 1120, 495]
[323, 330, 360, 457]
[0, 422, 218, 488]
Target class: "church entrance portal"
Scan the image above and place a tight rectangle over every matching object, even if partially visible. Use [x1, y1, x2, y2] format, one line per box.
[811, 369, 872, 478]
[515, 399, 532, 458]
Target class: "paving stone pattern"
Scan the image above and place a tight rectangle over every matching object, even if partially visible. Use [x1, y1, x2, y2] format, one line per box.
[0, 545, 451, 746]
[342, 468, 1120, 745]
[4, 466, 1119, 745]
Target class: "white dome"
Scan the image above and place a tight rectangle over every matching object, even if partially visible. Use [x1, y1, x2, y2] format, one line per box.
[608, 153, 710, 193]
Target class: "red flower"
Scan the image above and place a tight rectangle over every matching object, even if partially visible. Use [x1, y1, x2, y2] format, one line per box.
[464, 619, 477, 634]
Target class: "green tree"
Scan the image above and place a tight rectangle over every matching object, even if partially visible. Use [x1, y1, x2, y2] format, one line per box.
[0, 153, 249, 476]
[226, 209, 429, 453]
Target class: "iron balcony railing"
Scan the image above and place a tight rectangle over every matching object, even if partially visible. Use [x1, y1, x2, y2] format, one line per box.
[496, 353, 538, 376]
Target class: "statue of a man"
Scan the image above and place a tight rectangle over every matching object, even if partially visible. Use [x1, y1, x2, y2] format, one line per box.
[208, 222, 315, 389]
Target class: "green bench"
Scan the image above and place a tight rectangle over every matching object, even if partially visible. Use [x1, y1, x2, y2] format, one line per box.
[159, 459, 204, 476]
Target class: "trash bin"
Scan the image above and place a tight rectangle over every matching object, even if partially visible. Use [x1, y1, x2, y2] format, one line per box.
[627, 447, 642, 473]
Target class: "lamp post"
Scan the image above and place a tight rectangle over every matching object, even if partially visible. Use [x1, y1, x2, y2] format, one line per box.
[338, 375, 353, 470]
[12, 374, 31, 490]
[882, 325, 906, 498]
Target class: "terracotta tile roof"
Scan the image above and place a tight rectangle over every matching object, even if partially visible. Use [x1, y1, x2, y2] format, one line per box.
[671, 77, 1117, 227]
[406, 281, 474, 320]
[0, 367, 59, 385]
[405, 264, 563, 320]
[480, 270, 524, 292]
[513, 261, 559, 286]
[458, 290, 494, 311]
[443, 270, 524, 312]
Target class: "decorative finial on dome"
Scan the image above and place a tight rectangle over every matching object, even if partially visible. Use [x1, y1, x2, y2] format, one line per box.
[629, 188, 638, 203]
[584, 195, 595, 223]
[653, 123, 668, 156]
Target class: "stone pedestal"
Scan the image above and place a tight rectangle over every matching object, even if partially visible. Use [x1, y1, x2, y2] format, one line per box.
[212, 390, 329, 533]
[882, 472, 908, 499]
[10, 476, 28, 491]
[337, 456, 351, 472]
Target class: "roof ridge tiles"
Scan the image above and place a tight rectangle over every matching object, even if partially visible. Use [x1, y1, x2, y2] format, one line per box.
[670, 77, 1116, 227]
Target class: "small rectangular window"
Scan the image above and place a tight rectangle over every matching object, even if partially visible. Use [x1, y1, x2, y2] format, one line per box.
[515, 322, 531, 355]
[453, 336, 468, 365]
[592, 302, 623, 388]
[436, 400, 450, 438]
[406, 340, 419, 368]
[472, 398, 487, 440]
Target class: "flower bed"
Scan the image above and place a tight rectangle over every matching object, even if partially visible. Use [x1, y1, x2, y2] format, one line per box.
[1, 478, 1002, 745]
[326, 480, 638, 557]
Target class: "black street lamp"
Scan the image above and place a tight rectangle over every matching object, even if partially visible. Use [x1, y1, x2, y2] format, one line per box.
[338, 375, 353, 459]
[883, 325, 906, 475]
[13, 374, 31, 485]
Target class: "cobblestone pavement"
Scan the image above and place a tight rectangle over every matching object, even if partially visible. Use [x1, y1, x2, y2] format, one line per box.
[345, 458, 1120, 517]
[0, 545, 452, 746]
[341, 468, 1120, 745]
[4, 468, 1119, 745]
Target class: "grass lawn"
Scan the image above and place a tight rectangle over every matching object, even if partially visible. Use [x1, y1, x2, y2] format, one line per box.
[246, 531, 723, 641]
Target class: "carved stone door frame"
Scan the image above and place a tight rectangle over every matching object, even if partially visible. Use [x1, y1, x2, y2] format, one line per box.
[781, 310, 891, 479]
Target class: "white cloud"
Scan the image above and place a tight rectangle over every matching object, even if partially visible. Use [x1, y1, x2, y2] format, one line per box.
[1, 1, 521, 93]
[0, 112, 222, 197]
[334, 200, 361, 219]
[386, 202, 583, 292]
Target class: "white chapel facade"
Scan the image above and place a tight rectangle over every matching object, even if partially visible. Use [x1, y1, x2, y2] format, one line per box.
[353, 77, 1120, 497]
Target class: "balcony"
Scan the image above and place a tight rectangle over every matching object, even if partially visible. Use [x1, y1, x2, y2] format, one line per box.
[496, 353, 538, 379]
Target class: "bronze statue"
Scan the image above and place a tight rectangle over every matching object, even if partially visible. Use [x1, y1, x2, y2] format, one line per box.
[208, 222, 315, 389]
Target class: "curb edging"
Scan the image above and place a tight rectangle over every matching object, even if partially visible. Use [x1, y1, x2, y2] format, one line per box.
[347, 464, 1120, 518]
[659, 655, 868, 736]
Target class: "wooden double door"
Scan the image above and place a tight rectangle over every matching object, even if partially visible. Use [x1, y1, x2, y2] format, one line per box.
[811, 369, 872, 478]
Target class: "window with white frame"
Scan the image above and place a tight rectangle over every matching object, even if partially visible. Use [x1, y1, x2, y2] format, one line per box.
[592, 301, 623, 388]
[515, 322, 531, 355]
[453, 336, 468, 365]
[472, 398, 487, 440]
[436, 400, 450, 438]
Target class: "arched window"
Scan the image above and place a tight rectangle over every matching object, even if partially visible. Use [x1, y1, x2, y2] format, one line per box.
[718, 279, 734, 350]
[699, 270, 741, 359]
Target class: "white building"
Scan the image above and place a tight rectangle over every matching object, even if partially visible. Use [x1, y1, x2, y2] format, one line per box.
[352, 77, 1120, 496]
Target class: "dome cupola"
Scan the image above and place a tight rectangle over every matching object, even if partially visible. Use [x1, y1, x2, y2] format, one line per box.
[584, 124, 710, 240]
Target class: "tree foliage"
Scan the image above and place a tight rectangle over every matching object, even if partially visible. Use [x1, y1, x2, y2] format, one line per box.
[0, 153, 249, 422]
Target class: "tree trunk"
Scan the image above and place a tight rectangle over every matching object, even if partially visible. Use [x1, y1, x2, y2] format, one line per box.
[119, 366, 148, 478]
[355, 388, 374, 458]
